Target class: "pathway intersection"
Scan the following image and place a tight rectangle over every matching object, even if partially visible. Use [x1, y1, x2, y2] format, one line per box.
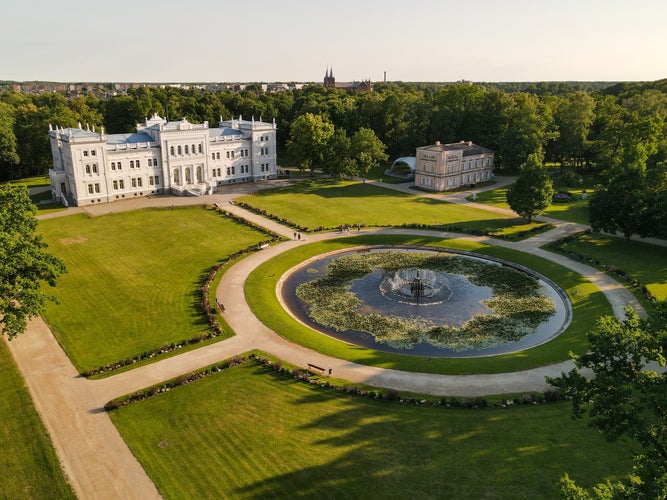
[6, 177, 651, 498]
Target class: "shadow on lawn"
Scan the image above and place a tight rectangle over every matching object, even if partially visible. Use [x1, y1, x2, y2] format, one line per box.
[255, 179, 413, 200]
[232, 366, 624, 498]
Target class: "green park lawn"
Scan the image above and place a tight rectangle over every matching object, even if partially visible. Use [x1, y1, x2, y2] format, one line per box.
[470, 186, 591, 225]
[37, 206, 270, 373]
[110, 361, 633, 499]
[246, 234, 611, 375]
[0, 340, 74, 498]
[557, 233, 667, 301]
[9, 175, 50, 187]
[237, 179, 545, 234]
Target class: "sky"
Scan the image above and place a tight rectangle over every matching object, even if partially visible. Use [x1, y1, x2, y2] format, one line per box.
[2, 0, 666, 83]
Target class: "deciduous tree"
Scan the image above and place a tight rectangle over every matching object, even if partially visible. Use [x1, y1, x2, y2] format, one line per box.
[0, 102, 20, 180]
[548, 309, 667, 499]
[0, 185, 66, 338]
[505, 154, 554, 222]
[322, 128, 357, 179]
[286, 113, 334, 172]
[589, 165, 648, 240]
[350, 127, 388, 179]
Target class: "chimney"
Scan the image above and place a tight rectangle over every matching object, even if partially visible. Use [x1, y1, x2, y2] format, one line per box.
[435, 140, 440, 146]
[468, 141, 472, 146]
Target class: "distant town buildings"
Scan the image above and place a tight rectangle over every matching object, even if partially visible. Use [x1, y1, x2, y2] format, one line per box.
[48, 114, 277, 206]
[415, 141, 494, 191]
[323, 68, 372, 92]
[2, 81, 305, 97]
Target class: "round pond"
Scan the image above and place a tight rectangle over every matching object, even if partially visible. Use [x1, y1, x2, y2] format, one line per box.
[280, 247, 572, 358]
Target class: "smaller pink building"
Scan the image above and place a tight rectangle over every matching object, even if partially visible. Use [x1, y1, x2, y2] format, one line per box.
[415, 141, 494, 191]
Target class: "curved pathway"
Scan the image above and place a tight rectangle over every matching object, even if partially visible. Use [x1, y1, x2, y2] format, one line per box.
[6, 177, 653, 498]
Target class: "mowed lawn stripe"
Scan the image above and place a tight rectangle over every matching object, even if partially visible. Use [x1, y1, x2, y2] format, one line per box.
[557, 232, 667, 300]
[38, 206, 269, 372]
[237, 179, 542, 233]
[110, 362, 633, 499]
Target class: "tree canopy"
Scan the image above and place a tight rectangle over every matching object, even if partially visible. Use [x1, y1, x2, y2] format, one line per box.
[286, 112, 334, 171]
[589, 165, 649, 239]
[506, 154, 554, 222]
[0, 79, 666, 190]
[548, 308, 667, 499]
[0, 184, 66, 338]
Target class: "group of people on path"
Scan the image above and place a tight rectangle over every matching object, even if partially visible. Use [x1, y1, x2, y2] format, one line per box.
[338, 224, 361, 235]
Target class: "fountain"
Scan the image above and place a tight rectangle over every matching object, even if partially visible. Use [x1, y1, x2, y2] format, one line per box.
[378, 268, 453, 305]
[282, 247, 571, 358]
[410, 269, 425, 300]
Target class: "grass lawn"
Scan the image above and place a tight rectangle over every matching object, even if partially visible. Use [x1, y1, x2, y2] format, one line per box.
[110, 361, 633, 499]
[557, 233, 667, 301]
[37, 206, 270, 373]
[237, 179, 544, 234]
[245, 234, 611, 375]
[8, 175, 50, 187]
[0, 340, 74, 498]
[470, 186, 592, 225]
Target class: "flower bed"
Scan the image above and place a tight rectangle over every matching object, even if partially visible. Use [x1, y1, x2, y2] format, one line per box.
[104, 352, 564, 411]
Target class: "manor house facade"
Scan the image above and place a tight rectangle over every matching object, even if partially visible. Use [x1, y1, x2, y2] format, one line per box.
[48, 114, 277, 206]
[415, 141, 494, 192]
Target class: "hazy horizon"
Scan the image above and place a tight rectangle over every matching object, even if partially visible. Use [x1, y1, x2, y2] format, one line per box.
[2, 0, 665, 83]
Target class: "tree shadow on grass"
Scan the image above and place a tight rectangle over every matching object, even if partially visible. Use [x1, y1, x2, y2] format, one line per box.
[232, 367, 630, 498]
[255, 179, 413, 200]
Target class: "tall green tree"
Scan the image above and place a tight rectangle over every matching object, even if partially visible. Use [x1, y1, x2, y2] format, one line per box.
[103, 95, 145, 133]
[286, 113, 334, 172]
[13, 94, 78, 176]
[547, 91, 596, 168]
[498, 92, 556, 171]
[322, 128, 357, 179]
[430, 84, 485, 144]
[589, 165, 648, 240]
[0, 185, 66, 338]
[505, 154, 554, 222]
[548, 309, 667, 499]
[0, 102, 20, 180]
[350, 127, 388, 179]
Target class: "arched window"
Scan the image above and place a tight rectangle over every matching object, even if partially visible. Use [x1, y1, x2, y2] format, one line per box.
[173, 168, 180, 184]
[198, 143, 202, 153]
[196, 165, 202, 183]
[185, 167, 192, 183]
[192, 144, 196, 154]
[170, 146, 175, 156]
[184, 145, 189, 155]
[177, 145, 182, 155]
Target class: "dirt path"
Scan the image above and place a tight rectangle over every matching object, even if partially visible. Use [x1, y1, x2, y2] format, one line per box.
[7, 178, 655, 498]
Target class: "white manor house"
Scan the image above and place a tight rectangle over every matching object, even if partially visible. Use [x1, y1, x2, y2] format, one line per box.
[48, 114, 278, 206]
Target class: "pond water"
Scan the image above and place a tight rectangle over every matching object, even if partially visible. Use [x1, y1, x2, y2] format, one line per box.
[280, 247, 571, 358]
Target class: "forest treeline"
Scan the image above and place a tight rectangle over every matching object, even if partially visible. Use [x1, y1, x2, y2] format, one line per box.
[1, 80, 666, 180]
[0, 79, 666, 237]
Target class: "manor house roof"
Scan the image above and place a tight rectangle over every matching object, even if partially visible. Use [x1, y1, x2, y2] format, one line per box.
[106, 132, 156, 145]
[421, 141, 494, 156]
